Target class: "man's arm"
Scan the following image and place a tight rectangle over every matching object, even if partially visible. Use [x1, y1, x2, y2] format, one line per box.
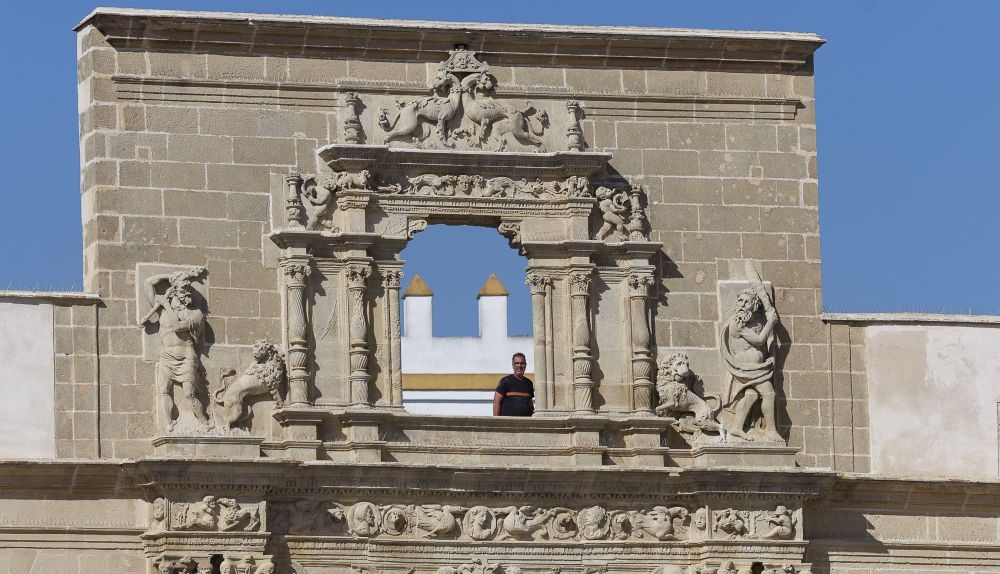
[736, 311, 778, 346]
[492, 392, 503, 416]
[143, 273, 172, 306]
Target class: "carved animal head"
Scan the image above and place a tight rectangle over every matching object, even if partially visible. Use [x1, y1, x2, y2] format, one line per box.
[252, 340, 282, 363]
[656, 353, 691, 385]
[430, 69, 454, 93]
[733, 288, 762, 327]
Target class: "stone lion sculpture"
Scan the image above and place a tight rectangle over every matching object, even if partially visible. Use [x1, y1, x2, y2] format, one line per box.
[654, 353, 725, 438]
[213, 340, 285, 433]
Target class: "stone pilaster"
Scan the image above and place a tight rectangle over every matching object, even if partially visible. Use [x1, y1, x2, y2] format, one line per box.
[383, 268, 404, 407]
[280, 257, 313, 405]
[346, 264, 373, 406]
[627, 273, 656, 414]
[526, 273, 552, 411]
[285, 171, 306, 228]
[569, 271, 594, 413]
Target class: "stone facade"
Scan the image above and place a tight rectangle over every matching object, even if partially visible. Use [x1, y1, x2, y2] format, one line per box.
[0, 7, 996, 574]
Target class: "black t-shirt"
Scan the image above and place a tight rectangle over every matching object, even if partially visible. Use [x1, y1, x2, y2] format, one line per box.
[495, 374, 534, 416]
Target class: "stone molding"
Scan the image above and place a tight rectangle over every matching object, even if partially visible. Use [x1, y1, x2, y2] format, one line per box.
[78, 9, 823, 72]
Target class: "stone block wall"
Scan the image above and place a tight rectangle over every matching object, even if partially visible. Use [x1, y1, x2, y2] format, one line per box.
[69, 11, 861, 467]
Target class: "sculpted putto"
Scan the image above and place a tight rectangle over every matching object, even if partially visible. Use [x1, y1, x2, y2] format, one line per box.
[655, 352, 724, 439]
[379, 69, 463, 145]
[213, 340, 285, 433]
[718, 262, 783, 441]
[139, 266, 210, 433]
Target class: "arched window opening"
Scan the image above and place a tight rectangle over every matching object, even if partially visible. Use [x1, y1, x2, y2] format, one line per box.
[399, 225, 533, 415]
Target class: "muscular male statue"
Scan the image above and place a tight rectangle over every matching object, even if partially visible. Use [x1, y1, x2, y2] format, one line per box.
[140, 267, 209, 433]
[718, 287, 782, 442]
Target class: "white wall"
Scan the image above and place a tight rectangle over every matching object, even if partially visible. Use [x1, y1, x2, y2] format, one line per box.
[866, 322, 1000, 480]
[0, 301, 55, 458]
[401, 295, 533, 374]
[402, 391, 494, 416]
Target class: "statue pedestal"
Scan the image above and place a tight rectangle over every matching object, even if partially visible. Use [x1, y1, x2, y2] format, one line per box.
[272, 406, 325, 461]
[151, 435, 264, 459]
[686, 442, 799, 468]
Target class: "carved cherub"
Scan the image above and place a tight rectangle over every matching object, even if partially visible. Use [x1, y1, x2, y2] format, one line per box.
[213, 340, 286, 433]
[595, 186, 630, 240]
[763, 505, 794, 540]
[498, 505, 555, 540]
[154, 558, 176, 574]
[637, 506, 689, 540]
[217, 498, 261, 532]
[302, 176, 336, 230]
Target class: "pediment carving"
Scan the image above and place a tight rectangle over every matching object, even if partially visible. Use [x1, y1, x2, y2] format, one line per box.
[376, 48, 559, 151]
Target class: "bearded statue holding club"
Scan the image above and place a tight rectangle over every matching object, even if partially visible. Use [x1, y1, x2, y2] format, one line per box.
[718, 261, 783, 442]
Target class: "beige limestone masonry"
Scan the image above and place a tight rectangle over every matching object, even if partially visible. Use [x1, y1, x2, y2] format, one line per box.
[0, 7, 995, 574]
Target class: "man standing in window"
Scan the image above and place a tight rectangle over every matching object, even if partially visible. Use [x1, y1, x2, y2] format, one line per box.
[493, 352, 534, 416]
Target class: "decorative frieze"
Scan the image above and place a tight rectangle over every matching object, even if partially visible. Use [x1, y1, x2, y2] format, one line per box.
[151, 496, 264, 533]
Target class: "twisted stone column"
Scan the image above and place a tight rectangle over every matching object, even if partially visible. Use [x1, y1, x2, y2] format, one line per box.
[628, 273, 656, 413]
[383, 269, 404, 407]
[342, 91, 364, 144]
[569, 272, 595, 413]
[281, 258, 312, 405]
[346, 264, 373, 406]
[526, 274, 552, 410]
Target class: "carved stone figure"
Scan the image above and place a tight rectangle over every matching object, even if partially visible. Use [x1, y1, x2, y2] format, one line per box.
[413, 504, 466, 538]
[301, 175, 336, 231]
[379, 69, 463, 144]
[174, 496, 221, 530]
[594, 186, 629, 240]
[154, 557, 176, 574]
[718, 262, 782, 441]
[499, 505, 555, 540]
[150, 497, 167, 532]
[213, 339, 285, 433]
[342, 91, 365, 144]
[177, 557, 198, 574]
[637, 506, 688, 541]
[763, 505, 794, 540]
[692, 508, 708, 532]
[462, 505, 498, 540]
[347, 502, 382, 537]
[718, 562, 738, 574]
[461, 71, 547, 150]
[437, 558, 500, 574]
[217, 498, 262, 532]
[655, 353, 724, 438]
[236, 556, 255, 574]
[219, 556, 235, 574]
[140, 266, 210, 433]
[713, 508, 747, 539]
[381, 505, 412, 536]
[577, 506, 611, 540]
[172, 496, 261, 532]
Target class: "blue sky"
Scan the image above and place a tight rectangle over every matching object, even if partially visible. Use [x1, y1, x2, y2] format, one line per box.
[3, 1, 998, 336]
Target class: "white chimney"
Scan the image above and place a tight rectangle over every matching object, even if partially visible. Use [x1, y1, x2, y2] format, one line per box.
[477, 273, 508, 340]
[402, 274, 433, 338]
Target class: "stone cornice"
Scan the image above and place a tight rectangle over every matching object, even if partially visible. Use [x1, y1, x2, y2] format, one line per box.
[823, 311, 1000, 326]
[77, 8, 823, 72]
[0, 290, 101, 305]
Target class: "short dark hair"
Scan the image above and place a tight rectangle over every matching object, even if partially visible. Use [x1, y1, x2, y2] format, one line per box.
[512, 352, 526, 362]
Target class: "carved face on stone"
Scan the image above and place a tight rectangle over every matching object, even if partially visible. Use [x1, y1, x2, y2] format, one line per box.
[385, 507, 408, 533]
[167, 281, 194, 311]
[657, 353, 690, 385]
[152, 498, 166, 521]
[733, 289, 762, 327]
